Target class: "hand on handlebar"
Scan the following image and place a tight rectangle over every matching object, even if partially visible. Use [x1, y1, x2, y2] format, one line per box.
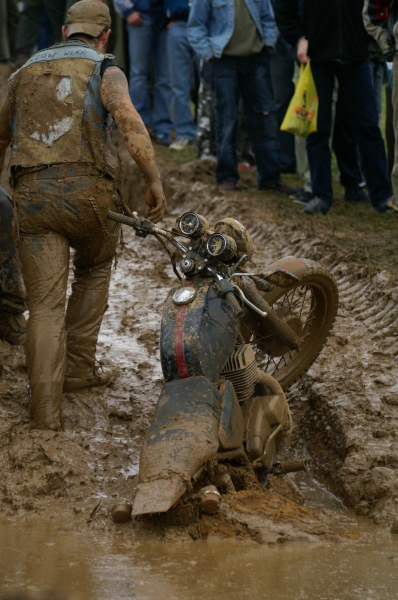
[145, 181, 167, 223]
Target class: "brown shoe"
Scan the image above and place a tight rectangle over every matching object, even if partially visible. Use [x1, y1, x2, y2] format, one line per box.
[218, 180, 237, 191]
[63, 366, 118, 392]
[258, 180, 298, 195]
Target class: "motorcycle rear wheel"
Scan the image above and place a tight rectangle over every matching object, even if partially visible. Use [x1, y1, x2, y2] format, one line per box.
[241, 261, 338, 390]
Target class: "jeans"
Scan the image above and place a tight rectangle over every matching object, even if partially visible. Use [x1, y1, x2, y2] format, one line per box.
[0, 0, 19, 61]
[307, 61, 391, 210]
[166, 21, 197, 140]
[271, 37, 296, 173]
[211, 49, 280, 186]
[15, 0, 66, 54]
[126, 13, 172, 137]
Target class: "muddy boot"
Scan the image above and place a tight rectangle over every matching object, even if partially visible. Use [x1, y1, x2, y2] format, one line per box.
[29, 380, 62, 430]
[0, 297, 27, 345]
[63, 363, 118, 392]
[64, 261, 115, 389]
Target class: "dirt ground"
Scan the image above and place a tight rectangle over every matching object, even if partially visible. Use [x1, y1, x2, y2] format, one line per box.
[1, 138, 397, 544]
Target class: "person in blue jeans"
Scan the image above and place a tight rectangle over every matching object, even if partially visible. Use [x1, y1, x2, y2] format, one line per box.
[274, 0, 394, 215]
[164, 0, 197, 150]
[187, 0, 296, 194]
[114, 0, 173, 145]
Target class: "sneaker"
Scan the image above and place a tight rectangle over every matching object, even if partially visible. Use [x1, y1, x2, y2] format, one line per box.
[152, 132, 172, 146]
[63, 365, 119, 392]
[218, 180, 237, 191]
[371, 198, 395, 214]
[387, 196, 398, 212]
[292, 190, 314, 205]
[199, 154, 217, 162]
[302, 197, 331, 215]
[258, 180, 298, 195]
[238, 162, 256, 172]
[169, 138, 192, 151]
[344, 185, 369, 202]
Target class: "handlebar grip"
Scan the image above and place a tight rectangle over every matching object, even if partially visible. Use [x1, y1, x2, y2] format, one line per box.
[107, 210, 138, 228]
[225, 291, 244, 318]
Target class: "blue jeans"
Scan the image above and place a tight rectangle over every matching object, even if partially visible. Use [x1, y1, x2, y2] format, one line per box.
[166, 21, 197, 140]
[307, 61, 391, 210]
[126, 13, 172, 136]
[211, 49, 280, 186]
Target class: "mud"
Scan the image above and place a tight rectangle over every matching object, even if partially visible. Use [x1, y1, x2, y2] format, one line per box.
[0, 140, 398, 559]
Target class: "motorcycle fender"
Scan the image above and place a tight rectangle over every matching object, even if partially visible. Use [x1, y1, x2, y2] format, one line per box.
[138, 376, 222, 485]
[262, 256, 318, 303]
[218, 380, 244, 451]
[263, 256, 309, 279]
[132, 477, 186, 516]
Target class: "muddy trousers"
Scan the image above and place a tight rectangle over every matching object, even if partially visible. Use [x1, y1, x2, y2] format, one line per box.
[14, 167, 120, 430]
[18, 236, 113, 429]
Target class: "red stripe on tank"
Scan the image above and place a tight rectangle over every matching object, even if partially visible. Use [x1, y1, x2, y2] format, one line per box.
[173, 281, 194, 379]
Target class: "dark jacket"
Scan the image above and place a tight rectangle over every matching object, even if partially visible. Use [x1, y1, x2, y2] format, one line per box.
[274, 0, 370, 63]
[164, 0, 190, 22]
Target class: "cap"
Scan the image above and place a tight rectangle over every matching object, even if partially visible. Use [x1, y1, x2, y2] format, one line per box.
[66, 0, 111, 38]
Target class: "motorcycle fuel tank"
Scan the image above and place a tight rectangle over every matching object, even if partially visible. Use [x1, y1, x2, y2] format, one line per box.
[160, 279, 239, 382]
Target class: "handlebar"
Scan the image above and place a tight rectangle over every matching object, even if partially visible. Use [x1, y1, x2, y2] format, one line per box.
[108, 210, 188, 254]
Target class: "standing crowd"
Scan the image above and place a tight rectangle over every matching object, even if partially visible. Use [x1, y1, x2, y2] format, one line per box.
[0, 0, 397, 431]
[2, 0, 398, 212]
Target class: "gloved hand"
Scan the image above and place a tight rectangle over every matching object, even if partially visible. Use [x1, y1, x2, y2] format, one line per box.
[144, 180, 167, 223]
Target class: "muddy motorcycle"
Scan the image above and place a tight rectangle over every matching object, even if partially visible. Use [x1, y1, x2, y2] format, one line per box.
[108, 210, 339, 518]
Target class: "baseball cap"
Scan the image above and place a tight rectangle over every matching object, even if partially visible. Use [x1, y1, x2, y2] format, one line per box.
[66, 0, 111, 38]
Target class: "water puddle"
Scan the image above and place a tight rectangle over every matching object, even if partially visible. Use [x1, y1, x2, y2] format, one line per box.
[0, 516, 397, 600]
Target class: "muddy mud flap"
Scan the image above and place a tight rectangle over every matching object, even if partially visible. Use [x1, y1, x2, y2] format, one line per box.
[134, 376, 222, 514]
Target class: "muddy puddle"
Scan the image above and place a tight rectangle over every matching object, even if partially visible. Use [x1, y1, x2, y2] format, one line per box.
[1, 156, 398, 597]
[1, 511, 398, 600]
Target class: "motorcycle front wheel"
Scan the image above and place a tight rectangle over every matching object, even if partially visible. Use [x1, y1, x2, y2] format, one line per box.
[240, 261, 339, 390]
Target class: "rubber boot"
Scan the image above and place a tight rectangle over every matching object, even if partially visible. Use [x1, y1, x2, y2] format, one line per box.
[63, 261, 115, 391]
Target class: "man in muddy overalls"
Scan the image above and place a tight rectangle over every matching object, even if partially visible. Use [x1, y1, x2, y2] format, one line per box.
[0, 0, 167, 430]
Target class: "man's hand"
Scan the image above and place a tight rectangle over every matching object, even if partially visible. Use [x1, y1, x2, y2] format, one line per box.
[144, 180, 167, 223]
[297, 38, 309, 63]
[101, 67, 166, 222]
[127, 11, 142, 26]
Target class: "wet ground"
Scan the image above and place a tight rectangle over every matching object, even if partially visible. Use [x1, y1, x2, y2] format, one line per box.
[1, 148, 398, 597]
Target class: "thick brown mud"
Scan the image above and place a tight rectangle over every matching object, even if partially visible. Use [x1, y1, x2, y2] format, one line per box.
[1, 146, 398, 596]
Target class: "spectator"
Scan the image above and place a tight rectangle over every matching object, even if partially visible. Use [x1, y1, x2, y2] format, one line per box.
[196, 59, 217, 161]
[363, 0, 398, 212]
[164, 0, 197, 150]
[14, 0, 67, 66]
[113, 0, 173, 145]
[0, 0, 19, 103]
[274, 0, 394, 214]
[187, 0, 296, 194]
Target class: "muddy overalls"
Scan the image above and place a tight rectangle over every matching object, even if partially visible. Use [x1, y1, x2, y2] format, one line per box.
[8, 40, 123, 430]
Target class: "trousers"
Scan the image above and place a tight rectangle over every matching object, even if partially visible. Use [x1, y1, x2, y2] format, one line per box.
[13, 164, 121, 430]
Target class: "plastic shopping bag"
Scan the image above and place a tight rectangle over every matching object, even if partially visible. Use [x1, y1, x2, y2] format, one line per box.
[280, 63, 318, 137]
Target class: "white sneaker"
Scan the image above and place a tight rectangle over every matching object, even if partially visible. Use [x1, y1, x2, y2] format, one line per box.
[169, 138, 192, 151]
